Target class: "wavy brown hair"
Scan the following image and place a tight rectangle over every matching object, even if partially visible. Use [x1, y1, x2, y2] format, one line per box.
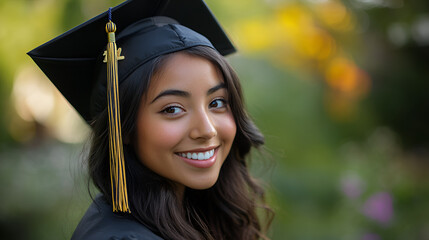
[88, 46, 273, 240]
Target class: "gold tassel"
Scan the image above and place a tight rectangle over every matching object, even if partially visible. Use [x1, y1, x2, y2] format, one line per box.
[105, 20, 130, 213]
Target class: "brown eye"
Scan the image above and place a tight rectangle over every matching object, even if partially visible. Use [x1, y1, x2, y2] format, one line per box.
[161, 106, 184, 115]
[209, 99, 227, 109]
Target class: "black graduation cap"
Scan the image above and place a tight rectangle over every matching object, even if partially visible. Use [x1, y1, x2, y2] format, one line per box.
[27, 0, 236, 213]
[27, 0, 236, 122]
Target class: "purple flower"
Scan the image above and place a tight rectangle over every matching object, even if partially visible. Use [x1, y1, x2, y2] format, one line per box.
[362, 192, 393, 225]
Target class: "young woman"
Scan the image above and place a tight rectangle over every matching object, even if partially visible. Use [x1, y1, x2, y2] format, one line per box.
[28, 1, 273, 239]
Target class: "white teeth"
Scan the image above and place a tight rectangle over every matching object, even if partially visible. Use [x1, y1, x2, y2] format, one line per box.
[178, 149, 215, 161]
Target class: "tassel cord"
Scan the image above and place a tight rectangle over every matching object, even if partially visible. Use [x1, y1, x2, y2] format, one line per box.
[106, 20, 130, 213]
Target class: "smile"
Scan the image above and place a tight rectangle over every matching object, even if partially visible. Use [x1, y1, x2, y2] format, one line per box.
[177, 149, 215, 161]
[175, 147, 219, 168]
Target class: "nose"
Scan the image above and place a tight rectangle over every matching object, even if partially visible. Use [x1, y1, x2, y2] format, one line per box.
[189, 109, 217, 140]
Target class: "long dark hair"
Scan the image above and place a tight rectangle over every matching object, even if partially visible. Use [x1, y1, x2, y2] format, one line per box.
[88, 46, 273, 240]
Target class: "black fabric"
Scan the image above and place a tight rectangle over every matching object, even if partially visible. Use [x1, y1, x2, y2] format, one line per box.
[27, 0, 236, 122]
[72, 195, 164, 240]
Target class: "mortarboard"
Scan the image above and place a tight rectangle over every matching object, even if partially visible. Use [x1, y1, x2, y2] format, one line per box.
[28, 0, 235, 122]
[27, 0, 236, 213]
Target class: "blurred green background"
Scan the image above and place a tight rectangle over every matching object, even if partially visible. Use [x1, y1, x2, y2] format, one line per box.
[1, 0, 428, 239]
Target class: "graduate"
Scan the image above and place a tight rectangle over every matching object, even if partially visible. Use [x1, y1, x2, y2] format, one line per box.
[28, 0, 273, 239]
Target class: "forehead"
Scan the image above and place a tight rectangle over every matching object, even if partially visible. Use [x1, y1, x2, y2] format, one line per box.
[147, 52, 224, 97]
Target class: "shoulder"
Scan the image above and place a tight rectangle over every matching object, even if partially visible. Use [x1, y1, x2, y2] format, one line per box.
[71, 195, 163, 240]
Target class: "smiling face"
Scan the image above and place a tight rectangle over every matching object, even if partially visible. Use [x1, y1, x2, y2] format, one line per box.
[134, 52, 237, 191]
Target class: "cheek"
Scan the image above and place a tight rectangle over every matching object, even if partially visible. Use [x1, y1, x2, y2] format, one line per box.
[215, 112, 237, 144]
[138, 117, 187, 152]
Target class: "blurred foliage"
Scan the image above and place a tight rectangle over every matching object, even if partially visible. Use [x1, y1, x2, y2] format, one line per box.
[1, 0, 428, 239]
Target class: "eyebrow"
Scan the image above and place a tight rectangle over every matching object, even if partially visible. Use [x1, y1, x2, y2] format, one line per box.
[150, 83, 226, 104]
[207, 83, 226, 95]
[150, 89, 189, 104]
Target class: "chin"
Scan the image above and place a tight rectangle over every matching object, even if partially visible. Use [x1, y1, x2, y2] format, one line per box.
[185, 176, 220, 190]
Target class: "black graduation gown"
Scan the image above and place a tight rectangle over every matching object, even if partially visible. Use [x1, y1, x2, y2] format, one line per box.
[71, 195, 163, 240]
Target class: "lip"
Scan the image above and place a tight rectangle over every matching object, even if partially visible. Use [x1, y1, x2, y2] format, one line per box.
[176, 145, 218, 153]
[175, 146, 219, 168]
